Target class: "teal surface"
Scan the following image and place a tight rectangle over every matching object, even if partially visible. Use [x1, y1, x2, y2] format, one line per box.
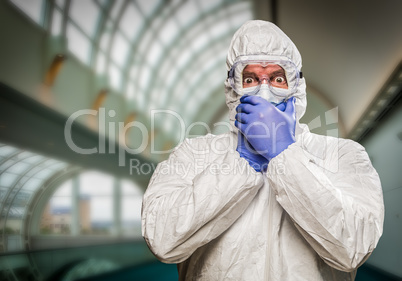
[356, 264, 401, 281]
[77, 261, 178, 281]
[75, 261, 402, 281]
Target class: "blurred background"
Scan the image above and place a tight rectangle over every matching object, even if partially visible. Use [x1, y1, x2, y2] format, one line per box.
[0, 0, 401, 280]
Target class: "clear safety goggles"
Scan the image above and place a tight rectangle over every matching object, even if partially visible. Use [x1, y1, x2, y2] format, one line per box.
[228, 55, 303, 97]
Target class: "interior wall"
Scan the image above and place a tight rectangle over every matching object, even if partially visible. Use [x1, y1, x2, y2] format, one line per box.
[300, 87, 341, 137]
[360, 98, 402, 278]
[0, 1, 45, 99]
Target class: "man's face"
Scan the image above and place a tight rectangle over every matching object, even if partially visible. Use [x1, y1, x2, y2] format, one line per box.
[242, 64, 288, 89]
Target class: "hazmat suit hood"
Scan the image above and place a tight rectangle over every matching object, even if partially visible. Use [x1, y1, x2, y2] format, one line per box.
[225, 20, 307, 134]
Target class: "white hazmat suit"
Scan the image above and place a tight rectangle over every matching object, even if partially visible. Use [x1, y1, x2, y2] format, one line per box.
[142, 20, 384, 280]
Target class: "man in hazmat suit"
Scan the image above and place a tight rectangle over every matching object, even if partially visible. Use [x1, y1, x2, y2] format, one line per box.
[141, 20, 384, 280]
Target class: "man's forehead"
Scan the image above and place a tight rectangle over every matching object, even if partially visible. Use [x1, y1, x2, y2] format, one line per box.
[243, 64, 285, 74]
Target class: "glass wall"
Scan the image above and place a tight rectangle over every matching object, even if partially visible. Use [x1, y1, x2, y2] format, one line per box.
[0, 142, 144, 255]
[0, 143, 68, 252]
[39, 171, 143, 237]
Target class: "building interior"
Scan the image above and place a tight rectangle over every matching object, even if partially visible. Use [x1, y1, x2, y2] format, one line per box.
[0, 0, 401, 280]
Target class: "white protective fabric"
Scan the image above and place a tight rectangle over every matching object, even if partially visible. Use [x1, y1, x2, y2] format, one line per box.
[142, 20, 384, 280]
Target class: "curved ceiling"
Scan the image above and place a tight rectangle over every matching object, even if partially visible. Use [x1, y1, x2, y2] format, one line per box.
[0, 142, 70, 251]
[9, 0, 253, 147]
[5, 0, 402, 151]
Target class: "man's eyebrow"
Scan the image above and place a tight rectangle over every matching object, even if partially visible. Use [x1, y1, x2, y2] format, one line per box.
[271, 69, 286, 76]
[242, 71, 258, 76]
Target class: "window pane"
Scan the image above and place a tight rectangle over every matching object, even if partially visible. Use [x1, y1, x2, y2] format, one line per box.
[135, 88, 145, 108]
[111, 32, 129, 68]
[231, 15, 251, 31]
[10, 0, 43, 25]
[210, 19, 230, 40]
[0, 172, 19, 187]
[34, 168, 56, 179]
[23, 155, 44, 164]
[66, 23, 91, 64]
[126, 82, 135, 99]
[90, 197, 112, 232]
[146, 41, 162, 67]
[0, 187, 6, 198]
[139, 28, 153, 54]
[54, 180, 72, 196]
[6, 162, 31, 174]
[14, 191, 30, 206]
[80, 171, 113, 235]
[55, 0, 65, 9]
[137, 0, 159, 17]
[138, 66, 151, 91]
[26, 165, 45, 178]
[0, 146, 18, 157]
[109, 64, 122, 90]
[79, 171, 113, 196]
[99, 20, 112, 52]
[51, 8, 63, 36]
[158, 19, 179, 45]
[96, 0, 108, 8]
[21, 178, 42, 192]
[175, 1, 198, 27]
[121, 179, 143, 196]
[121, 180, 143, 236]
[48, 162, 68, 171]
[40, 180, 72, 235]
[119, 4, 143, 41]
[70, 0, 99, 37]
[191, 30, 209, 53]
[5, 216, 23, 250]
[16, 151, 34, 160]
[198, 0, 217, 11]
[228, 3, 252, 25]
[176, 47, 192, 69]
[96, 51, 106, 74]
[109, 0, 124, 20]
[122, 196, 142, 236]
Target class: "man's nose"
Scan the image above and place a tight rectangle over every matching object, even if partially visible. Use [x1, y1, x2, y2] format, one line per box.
[260, 77, 269, 84]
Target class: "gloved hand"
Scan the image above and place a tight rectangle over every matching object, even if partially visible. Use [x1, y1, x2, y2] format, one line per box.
[275, 101, 286, 112]
[235, 96, 296, 161]
[237, 132, 269, 172]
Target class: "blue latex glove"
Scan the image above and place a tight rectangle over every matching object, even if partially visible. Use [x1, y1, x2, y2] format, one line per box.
[275, 101, 286, 112]
[236, 132, 269, 172]
[235, 96, 296, 161]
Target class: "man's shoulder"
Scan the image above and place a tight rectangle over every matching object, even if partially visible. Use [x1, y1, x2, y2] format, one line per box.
[306, 132, 362, 148]
[302, 131, 366, 158]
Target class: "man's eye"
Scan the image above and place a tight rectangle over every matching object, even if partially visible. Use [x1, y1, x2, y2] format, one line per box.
[244, 77, 255, 84]
[274, 77, 286, 83]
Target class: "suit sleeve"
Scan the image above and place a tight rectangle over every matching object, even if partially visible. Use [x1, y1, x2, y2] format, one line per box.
[141, 138, 263, 263]
[267, 138, 384, 272]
